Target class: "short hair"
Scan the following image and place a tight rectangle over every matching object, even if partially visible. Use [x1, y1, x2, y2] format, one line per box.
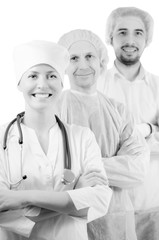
[106, 7, 154, 46]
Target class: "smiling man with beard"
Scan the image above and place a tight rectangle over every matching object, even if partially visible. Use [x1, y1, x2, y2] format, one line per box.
[97, 7, 159, 240]
[98, 7, 158, 139]
[110, 13, 146, 68]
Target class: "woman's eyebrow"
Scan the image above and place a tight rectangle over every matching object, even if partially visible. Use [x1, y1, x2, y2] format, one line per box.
[28, 70, 58, 74]
[28, 71, 39, 74]
[117, 28, 127, 32]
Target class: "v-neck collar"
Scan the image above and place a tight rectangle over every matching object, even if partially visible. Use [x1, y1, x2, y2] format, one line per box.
[112, 63, 148, 84]
[10, 122, 60, 164]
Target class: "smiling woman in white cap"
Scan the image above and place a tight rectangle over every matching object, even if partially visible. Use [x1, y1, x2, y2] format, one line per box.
[0, 40, 112, 240]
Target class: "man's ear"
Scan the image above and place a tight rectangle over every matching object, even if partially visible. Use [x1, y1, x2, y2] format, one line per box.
[110, 37, 114, 46]
[100, 60, 105, 75]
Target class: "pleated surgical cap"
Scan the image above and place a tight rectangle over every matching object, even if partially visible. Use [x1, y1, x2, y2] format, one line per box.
[58, 29, 108, 70]
[106, 7, 154, 46]
[13, 40, 70, 84]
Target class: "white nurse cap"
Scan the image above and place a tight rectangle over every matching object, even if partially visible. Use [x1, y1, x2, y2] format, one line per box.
[13, 40, 70, 84]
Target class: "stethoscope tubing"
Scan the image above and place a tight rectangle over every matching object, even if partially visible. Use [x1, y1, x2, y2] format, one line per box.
[3, 112, 72, 187]
[55, 115, 71, 170]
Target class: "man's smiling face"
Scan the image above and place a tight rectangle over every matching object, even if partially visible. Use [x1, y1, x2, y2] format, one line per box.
[111, 16, 146, 66]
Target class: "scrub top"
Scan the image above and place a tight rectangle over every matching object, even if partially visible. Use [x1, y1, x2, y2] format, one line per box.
[0, 121, 112, 240]
[97, 64, 159, 128]
[97, 64, 159, 210]
[57, 90, 149, 240]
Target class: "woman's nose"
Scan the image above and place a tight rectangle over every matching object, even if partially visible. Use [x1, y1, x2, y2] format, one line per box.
[37, 76, 48, 88]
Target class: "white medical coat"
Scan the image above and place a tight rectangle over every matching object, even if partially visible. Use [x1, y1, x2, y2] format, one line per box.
[57, 90, 149, 240]
[97, 64, 159, 211]
[0, 121, 112, 240]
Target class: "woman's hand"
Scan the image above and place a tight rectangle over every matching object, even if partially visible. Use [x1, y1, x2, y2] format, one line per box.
[0, 190, 28, 212]
[75, 169, 108, 189]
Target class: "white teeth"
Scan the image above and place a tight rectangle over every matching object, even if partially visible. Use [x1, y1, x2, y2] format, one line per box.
[76, 73, 92, 76]
[123, 48, 136, 52]
[33, 93, 50, 98]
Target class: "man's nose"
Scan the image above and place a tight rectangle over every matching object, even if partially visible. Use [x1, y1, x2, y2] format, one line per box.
[78, 58, 88, 69]
[126, 33, 136, 45]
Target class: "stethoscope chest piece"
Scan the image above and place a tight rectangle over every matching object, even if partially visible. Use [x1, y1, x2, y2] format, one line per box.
[61, 169, 75, 185]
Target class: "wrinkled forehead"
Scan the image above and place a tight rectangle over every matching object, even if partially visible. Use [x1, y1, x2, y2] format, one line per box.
[69, 40, 99, 56]
[113, 16, 146, 33]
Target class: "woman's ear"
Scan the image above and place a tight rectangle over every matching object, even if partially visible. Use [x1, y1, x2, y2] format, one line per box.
[17, 82, 22, 92]
[65, 68, 69, 75]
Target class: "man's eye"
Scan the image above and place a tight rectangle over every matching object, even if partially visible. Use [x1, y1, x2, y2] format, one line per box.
[86, 54, 93, 59]
[136, 31, 143, 36]
[70, 56, 78, 61]
[119, 31, 126, 36]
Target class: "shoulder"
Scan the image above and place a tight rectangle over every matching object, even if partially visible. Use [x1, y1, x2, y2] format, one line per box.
[144, 70, 159, 96]
[0, 122, 12, 148]
[64, 122, 93, 136]
[97, 91, 126, 117]
[0, 122, 10, 136]
[145, 70, 159, 85]
[63, 121, 95, 143]
[106, 66, 115, 75]
[58, 90, 71, 103]
[145, 69, 159, 79]
[60, 89, 71, 97]
[105, 66, 116, 78]
[57, 90, 71, 115]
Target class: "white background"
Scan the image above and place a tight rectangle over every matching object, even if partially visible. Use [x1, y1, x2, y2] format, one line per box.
[0, 0, 159, 124]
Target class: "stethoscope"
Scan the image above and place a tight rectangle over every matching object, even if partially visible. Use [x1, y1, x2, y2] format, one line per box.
[3, 112, 76, 187]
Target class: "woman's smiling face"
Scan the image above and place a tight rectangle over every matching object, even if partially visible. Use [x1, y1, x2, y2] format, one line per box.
[18, 64, 62, 111]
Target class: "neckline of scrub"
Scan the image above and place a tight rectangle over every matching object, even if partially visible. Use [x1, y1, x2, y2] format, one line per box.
[70, 89, 97, 97]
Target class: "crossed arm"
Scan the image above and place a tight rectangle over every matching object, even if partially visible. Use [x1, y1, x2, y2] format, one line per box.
[103, 105, 150, 189]
[0, 168, 108, 223]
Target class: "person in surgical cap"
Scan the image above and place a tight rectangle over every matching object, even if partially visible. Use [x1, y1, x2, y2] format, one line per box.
[97, 7, 159, 240]
[58, 29, 150, 240]
[0, 40, 112, 240]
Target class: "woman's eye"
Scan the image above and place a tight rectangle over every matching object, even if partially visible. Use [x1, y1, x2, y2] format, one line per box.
[28, 74, 37, 79]
[49, 74, 57, 79]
